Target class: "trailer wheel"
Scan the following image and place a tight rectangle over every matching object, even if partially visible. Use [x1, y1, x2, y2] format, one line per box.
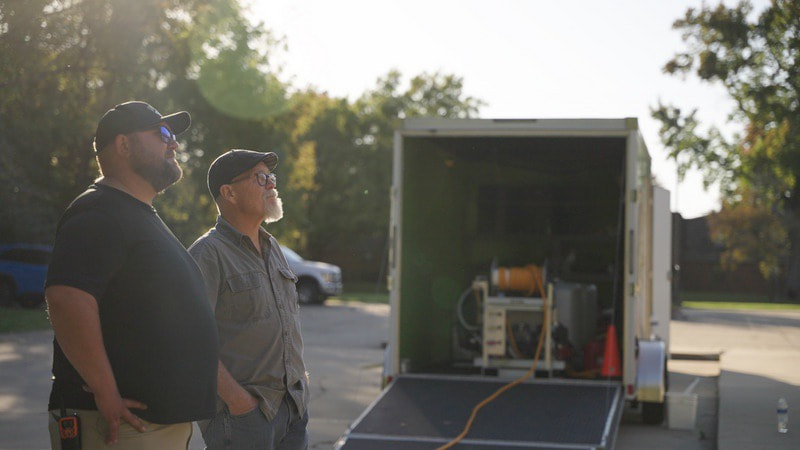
[642, 357, 669, 425]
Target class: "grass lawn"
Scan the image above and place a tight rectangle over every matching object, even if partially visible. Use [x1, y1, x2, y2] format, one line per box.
[0, 307, 51, 333]
[682, 301, 800, 310]
[680, 290, 800, 310]
[330, 281, 389, 304]
[681, 291, 770, 303]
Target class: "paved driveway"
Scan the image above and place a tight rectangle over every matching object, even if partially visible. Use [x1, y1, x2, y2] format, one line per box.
[3, 304, 798, 449]
[0, 300, 388, 450]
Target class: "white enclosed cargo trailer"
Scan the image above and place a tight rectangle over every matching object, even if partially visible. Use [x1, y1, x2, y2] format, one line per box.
[338, 118, 673, 449]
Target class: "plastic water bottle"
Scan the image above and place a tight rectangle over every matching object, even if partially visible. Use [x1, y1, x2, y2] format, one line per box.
[777, 397, 789, 433]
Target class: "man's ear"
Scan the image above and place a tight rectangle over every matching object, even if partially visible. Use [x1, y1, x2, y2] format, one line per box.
[219, 184, 236, 203]
[113, 134, 131, 157]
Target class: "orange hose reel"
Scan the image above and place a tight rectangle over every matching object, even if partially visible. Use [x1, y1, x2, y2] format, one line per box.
[491, 264, 542, 296]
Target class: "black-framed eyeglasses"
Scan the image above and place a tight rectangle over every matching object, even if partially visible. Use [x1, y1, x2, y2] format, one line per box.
[230, 172, 276, 187]
[155, 125, 176, 145]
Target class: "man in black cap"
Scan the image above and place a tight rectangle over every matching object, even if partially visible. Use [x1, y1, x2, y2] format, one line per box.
[45, 101, 219, 448]
[189, 150, 309, 449]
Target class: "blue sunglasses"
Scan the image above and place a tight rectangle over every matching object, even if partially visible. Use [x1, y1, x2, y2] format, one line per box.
[155, 125, 177, 145]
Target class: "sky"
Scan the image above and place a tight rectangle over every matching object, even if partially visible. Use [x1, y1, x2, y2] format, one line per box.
[246, 0, 770, 219]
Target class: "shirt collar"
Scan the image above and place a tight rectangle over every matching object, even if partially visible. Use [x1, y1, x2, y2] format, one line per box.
[93, 184, 157, 213]
[215, 216, 272, 248]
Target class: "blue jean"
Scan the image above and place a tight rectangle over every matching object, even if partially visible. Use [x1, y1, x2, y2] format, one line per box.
[201, 397, 308, 450]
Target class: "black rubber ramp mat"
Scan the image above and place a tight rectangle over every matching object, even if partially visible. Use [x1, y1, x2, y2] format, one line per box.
[339, 375, 622, 449]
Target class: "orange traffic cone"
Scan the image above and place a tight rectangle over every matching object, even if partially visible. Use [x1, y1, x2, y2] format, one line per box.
[600, 324, 621, 377]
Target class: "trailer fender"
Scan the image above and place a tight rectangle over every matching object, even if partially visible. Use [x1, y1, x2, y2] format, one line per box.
[636, 339, 666, 403]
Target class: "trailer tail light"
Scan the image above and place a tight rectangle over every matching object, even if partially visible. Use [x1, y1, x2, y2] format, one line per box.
[627, 384, 634, 396]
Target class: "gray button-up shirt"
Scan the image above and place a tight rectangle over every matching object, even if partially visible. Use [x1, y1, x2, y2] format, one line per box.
[189, 216, 308, 421]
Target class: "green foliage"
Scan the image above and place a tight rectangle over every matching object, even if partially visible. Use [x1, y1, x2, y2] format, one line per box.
[0, 307, 51, 333]
[708, 190, 789, 280]
[0, 1, 483, 283]
[651, 103, 739, 193]
[189, 1, 288, 121]
[0, 0, 253, 243]
[272, 71, 483, 280]
[654, 0, 800, 296]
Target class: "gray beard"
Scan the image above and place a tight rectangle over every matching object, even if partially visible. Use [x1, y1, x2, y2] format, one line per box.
[265, 196, 284, 224]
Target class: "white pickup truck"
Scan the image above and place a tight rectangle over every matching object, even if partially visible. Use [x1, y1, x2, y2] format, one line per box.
[281, 246, 343, 305]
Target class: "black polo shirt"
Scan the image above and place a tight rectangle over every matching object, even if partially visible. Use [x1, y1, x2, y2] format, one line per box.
[46, 184, 218, 424]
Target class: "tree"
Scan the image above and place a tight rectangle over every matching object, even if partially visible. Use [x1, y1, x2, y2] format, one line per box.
[155, 0, 292, 244]
[335, 70, 484, 280]
[275, 71, 484, 281]
[707, 188, 789, 298]
[0, 0, 290, 245]
[0, 0, 196, 241]
[653, 0, 800, 298]
[0, 1, 485, 283]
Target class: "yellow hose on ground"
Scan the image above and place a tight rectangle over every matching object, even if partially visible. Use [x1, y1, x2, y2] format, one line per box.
[437, 266, 548, 450]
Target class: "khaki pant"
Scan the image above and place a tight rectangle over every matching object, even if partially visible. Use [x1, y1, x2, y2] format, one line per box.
[48, 409, 192, 450]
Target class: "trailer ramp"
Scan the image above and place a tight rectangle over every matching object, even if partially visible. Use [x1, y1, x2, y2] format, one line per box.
[337, 374, 623, 450]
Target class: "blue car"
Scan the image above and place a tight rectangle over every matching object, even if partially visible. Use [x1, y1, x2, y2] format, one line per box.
[0, 244, 52, 308]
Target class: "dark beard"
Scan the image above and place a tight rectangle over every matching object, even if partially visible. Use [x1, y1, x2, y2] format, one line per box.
[131, 154, 182, 193]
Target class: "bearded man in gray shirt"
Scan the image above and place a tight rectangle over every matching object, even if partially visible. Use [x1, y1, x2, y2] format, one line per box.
[189, 149, 309, 450]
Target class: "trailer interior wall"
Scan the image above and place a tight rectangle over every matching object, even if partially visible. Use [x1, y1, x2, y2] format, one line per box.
[398, 136, 629, 371]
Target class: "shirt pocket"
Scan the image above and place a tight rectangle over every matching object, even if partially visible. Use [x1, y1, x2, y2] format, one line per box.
[224, 271, 269, 321]
[278, 267, 300, 313]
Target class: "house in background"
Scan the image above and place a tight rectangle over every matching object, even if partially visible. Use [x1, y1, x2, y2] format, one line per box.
[673, 214, 771, 298]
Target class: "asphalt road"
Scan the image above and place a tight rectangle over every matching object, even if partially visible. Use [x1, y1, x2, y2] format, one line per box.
[3, 303, 798, 449]
[0, 301, 389, 450]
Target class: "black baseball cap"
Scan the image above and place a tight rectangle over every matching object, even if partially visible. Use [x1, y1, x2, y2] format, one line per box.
[93, 101, 191, 152]
[207, 149, 279, 199]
